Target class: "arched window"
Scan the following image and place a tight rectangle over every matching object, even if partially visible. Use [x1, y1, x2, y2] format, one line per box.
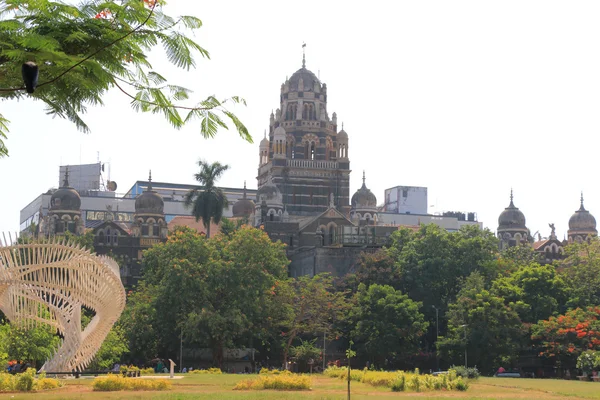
[328, 225, 335, 245]
[310, 143, 315, 160]
[113, 231, 119, 245]
[141, 224, 149, 236]
[98, 231, 105, 245]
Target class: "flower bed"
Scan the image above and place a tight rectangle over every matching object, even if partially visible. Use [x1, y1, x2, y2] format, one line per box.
[0, 369, 63, 392]
[234, 374, 311, 390]
[92, 375, 171, 391]
[324, 367, 469, 392]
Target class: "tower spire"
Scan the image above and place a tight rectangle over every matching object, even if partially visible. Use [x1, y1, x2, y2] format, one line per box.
[63, 166, 70, 187]
[580, 191, 585, 211]
[302, 42, 306, 68]
[148, 170, 153, 191]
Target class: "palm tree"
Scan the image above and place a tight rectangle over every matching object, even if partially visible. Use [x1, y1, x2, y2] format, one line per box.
[185, 160, 230, 238]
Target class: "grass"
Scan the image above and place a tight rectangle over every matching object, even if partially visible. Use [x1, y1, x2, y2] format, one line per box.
[2, 373, 600, 399]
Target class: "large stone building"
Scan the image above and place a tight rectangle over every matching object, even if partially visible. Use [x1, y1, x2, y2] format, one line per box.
[250, 56, 482, 277]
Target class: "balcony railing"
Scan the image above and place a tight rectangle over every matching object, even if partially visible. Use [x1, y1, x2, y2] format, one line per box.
[286, 159, 339, 169]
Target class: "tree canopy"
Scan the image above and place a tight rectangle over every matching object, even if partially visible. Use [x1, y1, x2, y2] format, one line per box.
[0, 0, 250, 157]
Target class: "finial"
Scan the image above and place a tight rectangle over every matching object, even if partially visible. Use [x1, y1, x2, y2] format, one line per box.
[148, 170, 153, 191]
[362, 170, 366, 186]
[509, 188, 514, 206]
[243, 180, 247, 199]
[302, 42, 306, 68]
[63, 166, 70, 187]
[264, 129, 266, 139]
[342, 122, 344, 130]
[580, 191, 585, 211]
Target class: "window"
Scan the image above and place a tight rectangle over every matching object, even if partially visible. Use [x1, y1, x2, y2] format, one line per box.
[141, 224, 149, 236]
[113, 231, 118, 245]
[98, 231, 104, 244]
[152, 224, 159, 237]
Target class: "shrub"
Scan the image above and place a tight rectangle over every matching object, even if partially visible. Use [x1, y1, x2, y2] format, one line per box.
[92, 375, 171, 391]
[324, 367, 470, 393]
[454, 377, 469, 391]
[361, 371, 395, 387]
[190, 367, 223, 374]
[577, 350, 598, 375]
[451, 365, 480, 379]
[233, 374, 311, 390]
[36, 378, 61, 390]
[259, 369, 292, 375]
[0, 373, 15, 391]
[324, 366, 346, 378]
[140, 367, 155, 375]
[391, 373, 406, 392]
[409, 374, 421, 392]
[15, 368, 36, 391]
[0, 370, 62, 392]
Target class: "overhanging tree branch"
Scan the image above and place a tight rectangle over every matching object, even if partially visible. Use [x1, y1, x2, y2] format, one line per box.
[0, 2, 157, 93]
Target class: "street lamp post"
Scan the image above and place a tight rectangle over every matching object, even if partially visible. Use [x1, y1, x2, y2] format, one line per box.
[431, 305, 439, 371]
[460, 324, 468, 368]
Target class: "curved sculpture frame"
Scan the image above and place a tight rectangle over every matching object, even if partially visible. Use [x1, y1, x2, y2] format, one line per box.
[0, 235, 126, 372]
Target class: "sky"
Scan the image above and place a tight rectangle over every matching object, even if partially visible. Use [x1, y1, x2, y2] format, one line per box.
[1, 1, 600, 240]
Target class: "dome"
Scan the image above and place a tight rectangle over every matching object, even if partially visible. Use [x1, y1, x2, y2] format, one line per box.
[288, 67, 320, 92]
[569, 195, 597, 232]
[232, 182, 255, 218]
[260, 130, 269, 148]
[135, 172, 164, 215]
[338, 129, 348, 139]
[498, 191, 526, 230]
[274, 126, 286, 139]
[50, 170, 81, 211]
[256, 175, 283, 206]
[351, 172, 377, 209]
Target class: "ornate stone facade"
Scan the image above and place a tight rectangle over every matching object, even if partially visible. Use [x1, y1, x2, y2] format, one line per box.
[257, 56, 350, 216]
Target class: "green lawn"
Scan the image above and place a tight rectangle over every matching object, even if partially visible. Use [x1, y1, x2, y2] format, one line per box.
[2, 374, 600, 399]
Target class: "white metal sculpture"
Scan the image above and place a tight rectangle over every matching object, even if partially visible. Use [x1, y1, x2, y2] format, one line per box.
[0, 234, 126, 372]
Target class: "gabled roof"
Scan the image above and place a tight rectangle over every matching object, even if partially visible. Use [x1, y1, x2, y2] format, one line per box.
[298, 207, 354, 231]
[91, 220, 132, 235]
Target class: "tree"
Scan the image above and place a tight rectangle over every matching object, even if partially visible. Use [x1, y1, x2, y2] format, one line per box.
[559, 239, 600, 309]
[119, 283, 160, 363]
[531, 307, 600, 370]
[185, 160, 230, 238]
[438, 273, 525, 372]
[136, 225, 289, 367]
[340, 250, 399, 292]
[87, 321, 129, 370]
[0, 323, 60, 368]
[278, 274, 348, 364]
[64, 230, 95, 252]
[350, 283, 427, 366]
[492, 263, 566, 323]
[0, 0, 250, 158]
[387, 224, 499, 347]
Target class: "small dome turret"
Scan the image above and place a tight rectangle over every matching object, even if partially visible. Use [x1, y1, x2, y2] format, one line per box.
[232, 181, 255, 218]
[568, 193, 597, 242]
[498, 190, 526, 230]
[351, 171, 377, 209]
[135, 171, 164, 215]
[50, 167, 81, 211]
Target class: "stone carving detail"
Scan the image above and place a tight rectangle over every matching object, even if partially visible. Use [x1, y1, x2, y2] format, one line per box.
[0, 235, 125, 372]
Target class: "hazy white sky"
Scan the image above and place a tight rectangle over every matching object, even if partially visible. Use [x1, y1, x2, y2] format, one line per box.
[1, 1, 599, 239]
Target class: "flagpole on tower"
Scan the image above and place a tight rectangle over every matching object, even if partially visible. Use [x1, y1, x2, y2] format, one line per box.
[302, 42, 306, 68]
